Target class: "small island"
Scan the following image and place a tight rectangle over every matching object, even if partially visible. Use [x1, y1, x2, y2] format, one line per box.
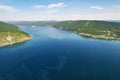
[0, 21, 32, 47]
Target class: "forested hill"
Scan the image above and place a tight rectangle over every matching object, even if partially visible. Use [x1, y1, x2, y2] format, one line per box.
[8, 20, 120, 40]
[52, 21, 120, 40]
[0, 21, 31, 47]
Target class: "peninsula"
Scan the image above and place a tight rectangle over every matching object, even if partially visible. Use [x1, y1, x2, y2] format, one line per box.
[0, 21, 32, 47]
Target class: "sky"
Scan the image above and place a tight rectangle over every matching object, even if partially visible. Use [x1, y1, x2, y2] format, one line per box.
[0, 0, 120, 21]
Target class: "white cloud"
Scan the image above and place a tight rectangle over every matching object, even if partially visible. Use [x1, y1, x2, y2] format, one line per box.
[90, 6, 104, 10]
[1, 12, 120, 21]
[112, 5, 120, 8]
[33, 2, 66, 9]
[47, 2, 66, 9]
[0, 5, 16, 12]
[60, 13, 120, 20]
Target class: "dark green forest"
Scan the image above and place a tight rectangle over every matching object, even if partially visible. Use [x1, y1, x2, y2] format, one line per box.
[0, 21, 30, 36]
[52, 21, 120, 36]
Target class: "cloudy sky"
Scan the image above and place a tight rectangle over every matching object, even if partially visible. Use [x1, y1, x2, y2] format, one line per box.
[0, 0, 120, 21]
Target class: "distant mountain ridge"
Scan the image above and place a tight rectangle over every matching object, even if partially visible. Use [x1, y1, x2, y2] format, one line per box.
[105, 20, 120, 22]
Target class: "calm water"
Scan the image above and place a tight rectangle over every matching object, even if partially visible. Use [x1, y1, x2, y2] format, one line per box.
[0, 26, 120, 80]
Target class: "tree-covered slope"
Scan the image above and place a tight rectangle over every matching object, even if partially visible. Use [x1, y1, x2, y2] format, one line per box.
[0, 21, 32, 47]
[8, 20, 120, 40]
[52, 20, 120, 40]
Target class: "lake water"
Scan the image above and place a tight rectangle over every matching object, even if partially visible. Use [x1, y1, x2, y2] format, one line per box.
[0, 26, 120, 80]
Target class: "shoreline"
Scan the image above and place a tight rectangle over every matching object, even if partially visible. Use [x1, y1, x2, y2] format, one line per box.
[79, 33, 120, 40]
[55, 27, 120, 40]
[0, 36, 32, 47]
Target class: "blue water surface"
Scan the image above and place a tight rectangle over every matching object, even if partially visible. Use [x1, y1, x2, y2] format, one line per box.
[0, 26, 120, 80]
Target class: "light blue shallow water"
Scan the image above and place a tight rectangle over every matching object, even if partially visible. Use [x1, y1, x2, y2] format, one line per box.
[0, 26, 120, 80]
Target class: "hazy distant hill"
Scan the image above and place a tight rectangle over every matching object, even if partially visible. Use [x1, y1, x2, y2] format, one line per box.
[106, 20, 120, 22]
[7, 21, 56, 26]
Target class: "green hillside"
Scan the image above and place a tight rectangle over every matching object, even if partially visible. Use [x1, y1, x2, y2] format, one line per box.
[8, 20, 120, 40]
[0, 21, 32, 47]
[52, 20, 120, 40]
